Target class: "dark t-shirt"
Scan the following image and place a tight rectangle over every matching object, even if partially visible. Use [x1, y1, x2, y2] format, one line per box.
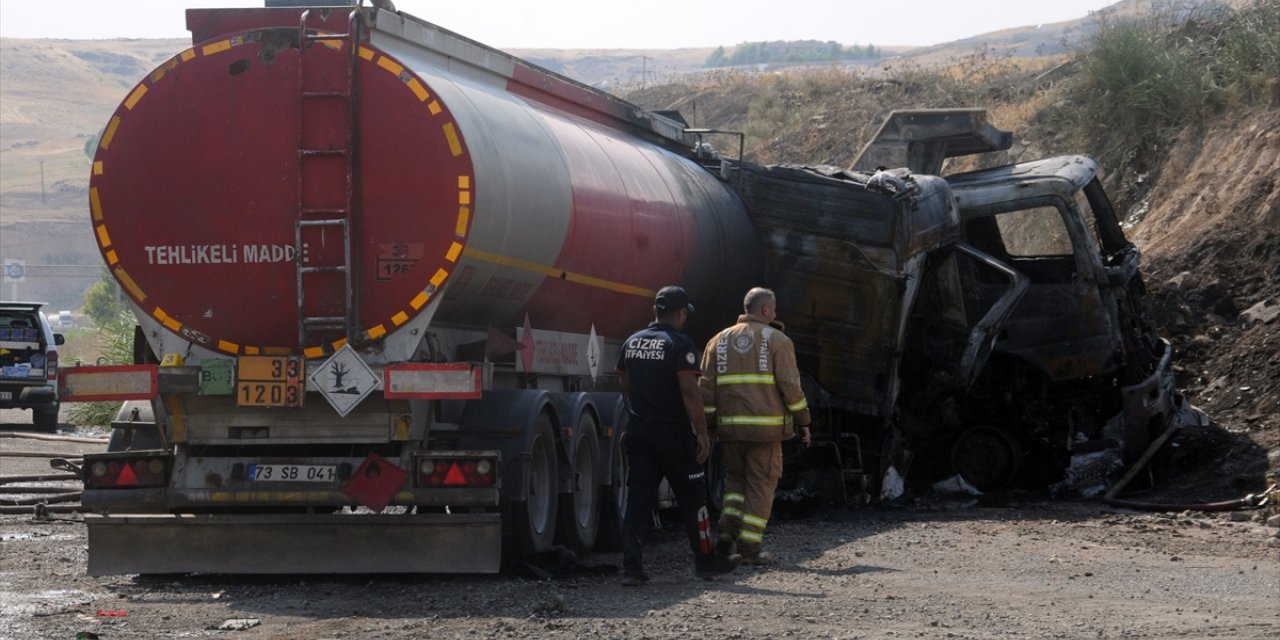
[615, 322, 701, 428]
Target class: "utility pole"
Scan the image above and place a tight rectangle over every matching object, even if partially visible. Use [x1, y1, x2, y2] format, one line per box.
[40, 160, 46, 204]
[640, 55, 650, 89]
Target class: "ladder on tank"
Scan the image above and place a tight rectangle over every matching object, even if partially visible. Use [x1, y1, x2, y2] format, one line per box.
[294, 8, 363, 353]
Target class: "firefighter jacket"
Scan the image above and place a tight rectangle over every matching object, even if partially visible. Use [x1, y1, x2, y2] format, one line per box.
[700, 313, 811, 442]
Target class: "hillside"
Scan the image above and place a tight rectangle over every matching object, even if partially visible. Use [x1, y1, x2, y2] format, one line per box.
[1135, 107, 1280, 487]
[0, 38, 189, 308]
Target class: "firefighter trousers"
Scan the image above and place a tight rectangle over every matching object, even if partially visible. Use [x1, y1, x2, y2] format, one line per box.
[717, 439, 783, 554]
[622, 429, 714, 575]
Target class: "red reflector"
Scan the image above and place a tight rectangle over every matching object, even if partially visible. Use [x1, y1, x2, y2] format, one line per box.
[443, 462, 467, 486]
[116, 463, 140, 487]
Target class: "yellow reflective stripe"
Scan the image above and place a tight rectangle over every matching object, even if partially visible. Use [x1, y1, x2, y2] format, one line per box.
[717, 374, 776, 385]
[463, 246, 655, 299]
[443, 123, 462, 156]
[704, 406, 716, 414]
[723, 492, 745, 504]
[719, 415, 787, 426]
[787, 398, 809, 412]
[742, 514, 768, 529]
[739, 530, 763, 543]
[721, 506, 743, 519]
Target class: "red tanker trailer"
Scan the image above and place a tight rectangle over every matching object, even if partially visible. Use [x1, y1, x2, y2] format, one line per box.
[66, 1, 757, 574]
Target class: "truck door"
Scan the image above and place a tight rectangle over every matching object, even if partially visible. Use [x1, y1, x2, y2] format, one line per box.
[962, 197, 1120, 381]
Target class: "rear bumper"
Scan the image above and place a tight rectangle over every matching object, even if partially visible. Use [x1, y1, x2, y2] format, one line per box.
[81, 485, 499, 511]
[85, 512, 502, 575]
[0, 382, 57, 409]
[80, 451, 501, 511]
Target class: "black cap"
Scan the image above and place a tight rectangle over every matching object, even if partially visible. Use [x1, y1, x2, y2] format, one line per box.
[654, 285, 694, 314]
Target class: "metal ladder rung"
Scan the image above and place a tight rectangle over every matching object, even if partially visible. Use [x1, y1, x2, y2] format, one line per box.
[300, 265, 347, 275]
[299, 218, 348, 227]
[301, 32, 353, 43]
[302, 318, 348, 332]
[300, 149, 349, 157]
[301, 91, 350, 99]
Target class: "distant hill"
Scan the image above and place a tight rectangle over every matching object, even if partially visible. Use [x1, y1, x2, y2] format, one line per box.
[0, 38, 190, 308]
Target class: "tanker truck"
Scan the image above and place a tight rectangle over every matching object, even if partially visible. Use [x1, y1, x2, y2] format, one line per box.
[60, 2, 1201, 574]
[64, 1, 760, 575]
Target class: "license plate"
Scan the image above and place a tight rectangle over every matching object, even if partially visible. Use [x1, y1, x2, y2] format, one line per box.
[0, 391, 11, 401]
[246, 464, 336, 483]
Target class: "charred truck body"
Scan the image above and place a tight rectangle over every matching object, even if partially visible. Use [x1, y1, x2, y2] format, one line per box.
[747, 111, 1203, 503]
[64, 3, 1201, 574]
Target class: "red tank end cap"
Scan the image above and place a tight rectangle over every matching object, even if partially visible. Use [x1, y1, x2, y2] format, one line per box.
[89, 28, 474, 357]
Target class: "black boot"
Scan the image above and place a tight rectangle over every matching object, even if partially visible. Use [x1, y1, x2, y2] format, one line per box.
[694, 549, 741, 580]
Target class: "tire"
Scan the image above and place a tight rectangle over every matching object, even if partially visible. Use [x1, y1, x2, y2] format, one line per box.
[595, 431, 627, 552]
[951, 426, 1024, 492]
[32, 407, 59, 431]
[507, 412, 559, 557]
[556, 410, 601, 555]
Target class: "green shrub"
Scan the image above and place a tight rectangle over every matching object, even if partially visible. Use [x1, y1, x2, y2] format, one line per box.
[66, 308, 134, 428]
[1072, 17, 1209, 167]
[1217, 0, 1280, 103]
[1063, 0, 1280, 211]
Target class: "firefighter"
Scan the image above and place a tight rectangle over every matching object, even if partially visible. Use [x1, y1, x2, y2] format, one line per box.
[615, 285, 741, 586]
[701, 287, 811, 565]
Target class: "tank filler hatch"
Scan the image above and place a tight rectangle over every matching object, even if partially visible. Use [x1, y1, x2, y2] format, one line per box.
[851, 108, 1013, 176]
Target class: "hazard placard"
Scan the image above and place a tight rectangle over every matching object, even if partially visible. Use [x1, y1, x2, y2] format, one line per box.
[308, 345, 380, 417]
[342, 453, 408, 513]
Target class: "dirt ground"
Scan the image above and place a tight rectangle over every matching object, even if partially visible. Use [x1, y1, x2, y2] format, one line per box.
[2, 414, 1278, 640]
[1130, 107, 1280, 509]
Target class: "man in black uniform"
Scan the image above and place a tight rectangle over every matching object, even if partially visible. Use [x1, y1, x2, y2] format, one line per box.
[615, 285, 740, 586]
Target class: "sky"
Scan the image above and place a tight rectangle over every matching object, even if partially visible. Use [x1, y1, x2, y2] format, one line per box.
[0, 0, 1120, 49]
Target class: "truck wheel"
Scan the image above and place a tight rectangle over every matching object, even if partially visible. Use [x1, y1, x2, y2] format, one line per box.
[951, 426, 1023, 492]
[33, 407, 59, 431]
[508, 412, 558, 557]
[557, 410, 601, 555]
[595, 431, 627, 552]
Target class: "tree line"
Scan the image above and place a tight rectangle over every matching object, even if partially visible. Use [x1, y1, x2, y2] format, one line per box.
[705, 41, 879, 67]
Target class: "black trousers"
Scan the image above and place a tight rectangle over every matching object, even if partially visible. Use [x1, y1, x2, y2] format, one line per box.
[622, 427, 712, 575]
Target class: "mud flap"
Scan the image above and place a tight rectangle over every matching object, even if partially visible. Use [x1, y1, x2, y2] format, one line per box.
[85, 513, 501, 575]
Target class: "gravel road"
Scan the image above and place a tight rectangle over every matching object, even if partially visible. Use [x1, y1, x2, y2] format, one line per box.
[3, 412, 1278, 640]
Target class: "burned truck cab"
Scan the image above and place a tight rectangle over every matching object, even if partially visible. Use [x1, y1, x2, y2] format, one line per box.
[950, 156, 1127, 382]
[762, 109, 1207, 499]
[942, 155, 1203, 492]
